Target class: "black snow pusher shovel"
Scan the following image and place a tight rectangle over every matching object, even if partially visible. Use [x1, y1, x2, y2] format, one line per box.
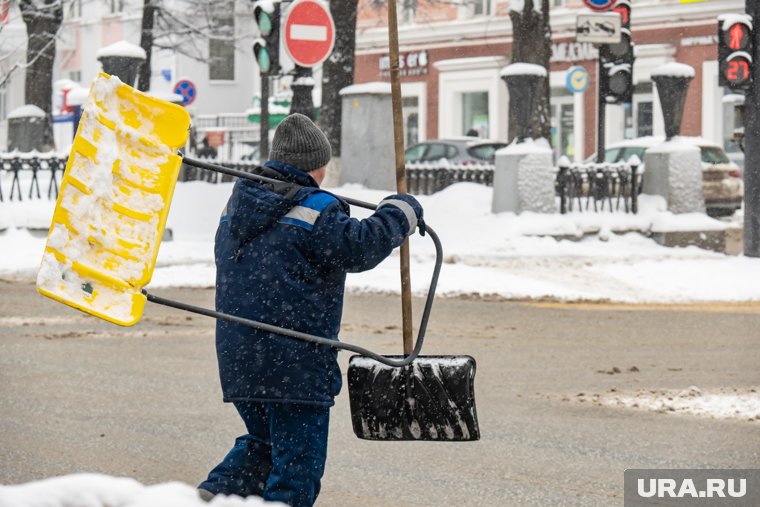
[345, 0, 479, 442]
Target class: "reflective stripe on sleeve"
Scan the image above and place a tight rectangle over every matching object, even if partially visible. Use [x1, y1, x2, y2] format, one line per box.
[377, 198, 417, 233]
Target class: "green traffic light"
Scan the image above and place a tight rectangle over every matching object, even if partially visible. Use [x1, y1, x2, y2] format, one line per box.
[257, 48, 271, 73]
[258, 11, 272, 37]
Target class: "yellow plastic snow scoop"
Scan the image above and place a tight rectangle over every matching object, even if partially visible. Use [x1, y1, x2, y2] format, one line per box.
[37, 73, 190, 326]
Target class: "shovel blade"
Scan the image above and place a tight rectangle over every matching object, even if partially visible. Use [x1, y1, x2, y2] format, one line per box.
[347, 355, 480, 441]
[36, 73, 189, 326]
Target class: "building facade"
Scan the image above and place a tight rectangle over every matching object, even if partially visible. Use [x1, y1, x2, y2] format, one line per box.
[354, 0, 745, 165]
[0, 0, 258, 151]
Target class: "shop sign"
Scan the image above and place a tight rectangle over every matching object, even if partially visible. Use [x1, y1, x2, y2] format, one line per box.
[551, 42, 598, 63]
[680, 35, 718, 47]
[379, 50, 429, 78]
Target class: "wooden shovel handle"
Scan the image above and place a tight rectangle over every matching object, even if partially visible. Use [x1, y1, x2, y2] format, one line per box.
[386, 0, 413, 355]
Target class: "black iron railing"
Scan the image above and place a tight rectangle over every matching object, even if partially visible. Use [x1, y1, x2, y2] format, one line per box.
[556, 159, 641, 214]
[0, 152, 67, 202]
[4, 154, 642, 216]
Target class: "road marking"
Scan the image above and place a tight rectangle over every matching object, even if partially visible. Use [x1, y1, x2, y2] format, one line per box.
[290, 24, 327, 41]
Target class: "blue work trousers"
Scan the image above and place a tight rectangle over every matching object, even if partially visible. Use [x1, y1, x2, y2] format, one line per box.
[199, 401, 330, 507]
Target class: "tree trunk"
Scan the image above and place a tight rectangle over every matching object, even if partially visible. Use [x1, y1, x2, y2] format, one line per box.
[20, 0, 63, 149]
[508, 0, 552, 142]
[137, 0, 157, 92]
[319, 0, 358, 157]
[290, 66, 316, 120]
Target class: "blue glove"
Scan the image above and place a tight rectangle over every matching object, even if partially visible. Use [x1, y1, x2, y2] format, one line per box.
[378, 193, 425, 236]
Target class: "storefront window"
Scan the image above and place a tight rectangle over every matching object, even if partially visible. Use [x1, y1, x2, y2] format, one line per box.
[722, 89, 744, 164]
[403, 96, 419, 146]
[209, 1, 235, 81]
[461, 91, 488, 138]
[550, 102, 575, 159]
[636, 102, 653, 137]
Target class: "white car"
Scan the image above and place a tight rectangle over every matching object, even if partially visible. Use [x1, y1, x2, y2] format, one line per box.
[595, 137, 743, 217]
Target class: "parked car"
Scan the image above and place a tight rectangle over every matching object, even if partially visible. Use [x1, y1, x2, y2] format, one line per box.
[591, 136, 743, 217]
[404, 138, 508, 165]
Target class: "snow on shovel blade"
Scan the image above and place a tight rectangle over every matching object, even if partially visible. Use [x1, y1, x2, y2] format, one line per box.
[37, 73, 190, 326]
[347, 355, 480, 441]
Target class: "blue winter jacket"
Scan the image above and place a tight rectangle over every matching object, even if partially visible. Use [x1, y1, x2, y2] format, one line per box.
[214, 160, 417, 406]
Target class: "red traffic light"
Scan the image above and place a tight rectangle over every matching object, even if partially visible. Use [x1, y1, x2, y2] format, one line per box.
[613, 5, 630, 26]
[723, 55, 752, 86]
[725, 23, 751, 51]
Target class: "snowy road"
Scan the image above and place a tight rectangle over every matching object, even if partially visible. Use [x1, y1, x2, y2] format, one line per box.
[1, 281, 758, 506]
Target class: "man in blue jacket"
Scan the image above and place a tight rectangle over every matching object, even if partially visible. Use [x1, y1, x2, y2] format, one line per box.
[198, 113, 423, 506]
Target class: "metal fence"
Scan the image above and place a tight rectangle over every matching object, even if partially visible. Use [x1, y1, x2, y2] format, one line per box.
[405, 161, 494, 195]
[556, 160, 641, 214]
[0, 152, 67, 202]
[1, 153, 640, 215]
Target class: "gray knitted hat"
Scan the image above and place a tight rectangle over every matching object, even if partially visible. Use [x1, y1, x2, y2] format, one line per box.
[269, 113, 332, 172]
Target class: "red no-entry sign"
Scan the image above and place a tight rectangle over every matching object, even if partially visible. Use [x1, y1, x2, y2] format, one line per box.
[283, 0, 335, 68]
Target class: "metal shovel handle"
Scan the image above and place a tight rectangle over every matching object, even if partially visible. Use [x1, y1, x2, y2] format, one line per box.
[144, 156, 443, 368]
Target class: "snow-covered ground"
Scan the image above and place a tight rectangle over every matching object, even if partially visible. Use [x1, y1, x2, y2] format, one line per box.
[2, 178, 758, 504]
[0, 474, 282, 507]
[2, 178, 759, 304]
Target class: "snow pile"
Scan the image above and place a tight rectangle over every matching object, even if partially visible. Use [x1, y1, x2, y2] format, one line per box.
[339, 82, 391, 95]
[574, 387, 760, 422]
[651, 62, 695, 80]
[7, 105, 46, 119]
[96, 40, 147, 60]
[0, 474, 283, 507]
[3, 180, 760, 303]
[499, 62, 548, 78]
[509, 0, 542, 13]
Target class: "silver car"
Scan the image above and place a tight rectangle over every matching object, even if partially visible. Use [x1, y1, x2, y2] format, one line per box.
[600, 137, 743, 217]
[404, 138, 507, 165]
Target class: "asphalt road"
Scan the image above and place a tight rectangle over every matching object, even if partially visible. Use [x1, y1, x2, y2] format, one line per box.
[1, 279, 758, 506]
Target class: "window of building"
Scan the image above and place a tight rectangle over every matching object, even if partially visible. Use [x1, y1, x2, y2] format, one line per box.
[0, 87, 6, 122]
[105, 0, 123, 14]
[403, 96, 419, 146]
[66, 0, 82, 19]
[461, 91, 489, 138]
[722, 89, 744, 161]
[400, 0, 416, 24]
[68, 70, 82, 82]
[552, 0, 565, 7]
[473, 0, 491, 16]
[209, 2, 235, 81]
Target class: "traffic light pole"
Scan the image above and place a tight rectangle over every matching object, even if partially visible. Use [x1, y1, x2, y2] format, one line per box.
[260, 75, 270, 161]
[745, 0, 760, 256]
[596, 56, 606, 163]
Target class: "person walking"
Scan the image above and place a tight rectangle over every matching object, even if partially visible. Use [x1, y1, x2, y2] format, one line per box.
[198, 113, 424, 506]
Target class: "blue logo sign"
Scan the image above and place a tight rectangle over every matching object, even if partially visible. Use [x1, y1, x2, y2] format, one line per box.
[583, 0, 616, 11]
[566, 66, 589, 94]
[173, 79, 197, 106]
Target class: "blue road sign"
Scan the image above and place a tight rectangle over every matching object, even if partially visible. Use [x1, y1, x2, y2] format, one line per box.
[566, 66, 590, 94]
[173, 79, 197, 106]
[583, 0, 616, 11]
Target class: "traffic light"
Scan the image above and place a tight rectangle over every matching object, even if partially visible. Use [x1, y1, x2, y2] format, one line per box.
[600, 1, 634, 105]
[253, 1, 281, 75]
[718, 14, 753, 90]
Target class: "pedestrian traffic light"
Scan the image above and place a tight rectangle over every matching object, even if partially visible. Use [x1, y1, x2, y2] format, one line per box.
[253, 0, 281, 76]
[718, 14, 753, 90]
